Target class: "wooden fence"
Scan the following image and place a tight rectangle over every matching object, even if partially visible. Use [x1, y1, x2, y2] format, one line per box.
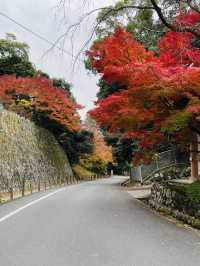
[0, 174, 109, 203]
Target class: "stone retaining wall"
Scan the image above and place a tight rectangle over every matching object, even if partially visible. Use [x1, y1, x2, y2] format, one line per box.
[149, 182, 200, 229]
[0, 109, 73, 191]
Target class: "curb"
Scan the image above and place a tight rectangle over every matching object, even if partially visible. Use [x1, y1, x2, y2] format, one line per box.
[125, 189, 200, 238]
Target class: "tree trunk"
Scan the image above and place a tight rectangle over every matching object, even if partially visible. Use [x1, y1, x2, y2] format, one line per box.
[190, 133, 199, 182]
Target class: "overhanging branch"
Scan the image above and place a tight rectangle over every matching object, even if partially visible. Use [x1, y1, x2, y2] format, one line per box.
[187, 0, 200, 14]
[150, 0, 200, 39]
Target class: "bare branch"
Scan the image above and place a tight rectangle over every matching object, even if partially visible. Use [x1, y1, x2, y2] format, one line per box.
[52, 4, 153, 47]
[51, 0, 200, 70]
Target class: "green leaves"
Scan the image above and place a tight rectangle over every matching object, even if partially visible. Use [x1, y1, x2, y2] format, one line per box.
[0, 37, 36, 77]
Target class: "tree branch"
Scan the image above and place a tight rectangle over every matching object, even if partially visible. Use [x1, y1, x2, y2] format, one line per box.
[186, 0, 200, 14]
[150, 0, 200, 38]
[52, 0, 200, 69]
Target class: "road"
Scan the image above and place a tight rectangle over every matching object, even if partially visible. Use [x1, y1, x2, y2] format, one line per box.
[0, 176, 200, 266]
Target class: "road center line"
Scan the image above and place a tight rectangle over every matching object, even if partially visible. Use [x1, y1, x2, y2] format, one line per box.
[0, 187, 66, 224]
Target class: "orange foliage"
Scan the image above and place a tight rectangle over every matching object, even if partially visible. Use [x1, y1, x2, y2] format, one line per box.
[84, 117, 113, 163]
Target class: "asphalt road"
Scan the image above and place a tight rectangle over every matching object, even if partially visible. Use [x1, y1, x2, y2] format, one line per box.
[0, 176, 200, 266]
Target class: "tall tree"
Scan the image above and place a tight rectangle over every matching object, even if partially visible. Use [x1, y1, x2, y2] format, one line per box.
[94, 0, 200, 40]
[81, 116, 113, 174]
[59, 129, 94, 165]
[84, 115, 113, 163]
[0, 34, 36, 77]
[87, 10, 200, 181]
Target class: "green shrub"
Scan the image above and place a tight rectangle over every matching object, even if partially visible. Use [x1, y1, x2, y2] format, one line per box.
[185, 182, 200, 203]
[168, 182, 200, 204]
[72, 165, 94, 180]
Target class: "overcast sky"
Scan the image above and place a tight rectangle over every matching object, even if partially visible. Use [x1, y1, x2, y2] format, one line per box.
[0, 0, 116, 119]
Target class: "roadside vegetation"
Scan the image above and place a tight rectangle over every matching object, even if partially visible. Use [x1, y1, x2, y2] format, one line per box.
[0, 34, 112, 202]
[78, 0, 200, 228]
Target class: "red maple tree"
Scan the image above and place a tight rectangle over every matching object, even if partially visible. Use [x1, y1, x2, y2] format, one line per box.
[87, 10, 200, 178]
[0, 75, 82, 131]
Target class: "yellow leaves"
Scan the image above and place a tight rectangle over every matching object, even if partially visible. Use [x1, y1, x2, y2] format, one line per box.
[17, 98, 31, 107]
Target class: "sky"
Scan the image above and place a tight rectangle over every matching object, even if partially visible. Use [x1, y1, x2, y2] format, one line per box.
[0, 0, 116, 119]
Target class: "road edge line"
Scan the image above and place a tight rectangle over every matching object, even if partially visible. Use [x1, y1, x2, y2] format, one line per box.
[0, 187, 66, 224]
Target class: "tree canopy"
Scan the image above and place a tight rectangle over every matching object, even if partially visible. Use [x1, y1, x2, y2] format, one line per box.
[0, 35, 36, 77]
[0, 75, 82, 132]
[94, 0, 200, 40]
[87, 9, 200, 163]
[95, 0, 164, 51]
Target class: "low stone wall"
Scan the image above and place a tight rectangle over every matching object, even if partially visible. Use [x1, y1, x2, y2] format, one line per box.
[149, 182, 200, 229]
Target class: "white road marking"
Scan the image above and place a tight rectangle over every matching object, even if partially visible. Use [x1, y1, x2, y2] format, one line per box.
[0, 187, 66, 224]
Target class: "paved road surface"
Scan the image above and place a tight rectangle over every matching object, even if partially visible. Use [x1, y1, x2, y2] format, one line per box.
[0, 176, 200, 266]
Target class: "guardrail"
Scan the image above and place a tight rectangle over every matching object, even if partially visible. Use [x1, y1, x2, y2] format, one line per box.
[130, 150, 177, 183]
[142, 163, 190, 185]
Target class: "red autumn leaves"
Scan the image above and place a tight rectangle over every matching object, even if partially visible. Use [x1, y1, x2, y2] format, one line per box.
[0, 75, 82, 131]
[87, 10, 200, 150]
